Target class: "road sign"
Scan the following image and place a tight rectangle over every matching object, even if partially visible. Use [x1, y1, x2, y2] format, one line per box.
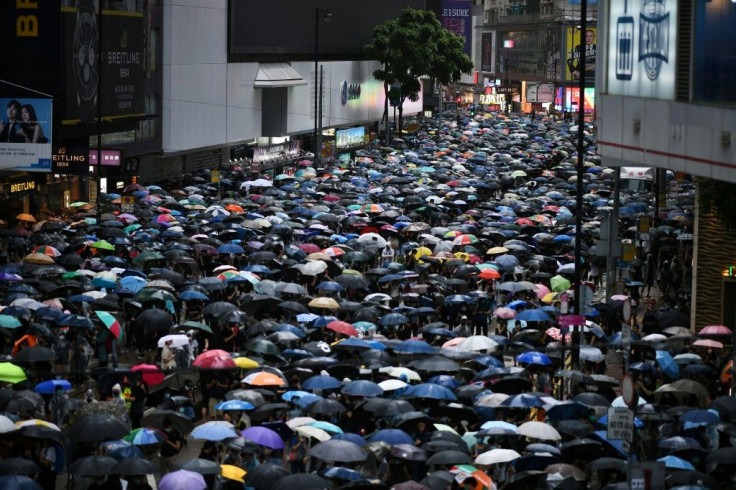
[121, 195, 135, 214]
[211, 170, 220, 183]
[622, 299, 632, 323]
[607, 407, 634, 442]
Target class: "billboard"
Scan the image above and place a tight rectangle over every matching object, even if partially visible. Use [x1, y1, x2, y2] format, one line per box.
[565, 87, 596, 113]
[566, 27, 597, 82]
[0, 2, 61, 100]
[336, 127, 366, 149]
[527, 83, 555, 103]
[52, 138, 90, 175]
[481, 33, 493, 72]
[0, 98, 52, 172]
[441, 0, 473, 56]
[607, 0, 678, 100]
[62, 2, 145, 123]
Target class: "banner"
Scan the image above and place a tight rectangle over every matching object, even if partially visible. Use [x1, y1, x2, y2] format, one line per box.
[607, 0, 678, 100]
[0, 98, 52, 172]
[481, 33, 493, 72]
[566, 27, 597, 82]
[52, 138, 90, 175]
[63, 2, 145, 123]
[441, 0, 473, 56]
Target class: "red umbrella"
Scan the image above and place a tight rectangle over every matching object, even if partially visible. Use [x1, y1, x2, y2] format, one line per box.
[324, 195, 341, 202]
[131, 364, 165, 386]
[478, 269, 501, 280]
[326, 320, 358, 337]
[192, 349, 231, 367]
[197, 356, 237, 370]
[298, 244, 320, 254]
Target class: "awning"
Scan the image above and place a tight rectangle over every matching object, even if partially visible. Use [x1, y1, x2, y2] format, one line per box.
[254, 63, 307, 88]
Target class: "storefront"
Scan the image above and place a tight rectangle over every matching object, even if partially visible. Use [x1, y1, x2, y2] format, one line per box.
[0, 173, 45, 222]
[251, 141, 301, 179]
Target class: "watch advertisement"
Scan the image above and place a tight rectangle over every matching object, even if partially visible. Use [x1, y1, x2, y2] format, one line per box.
[63, 1, 145, 123]
[0, 97, 52, 172]
[52, 138, 90, 175]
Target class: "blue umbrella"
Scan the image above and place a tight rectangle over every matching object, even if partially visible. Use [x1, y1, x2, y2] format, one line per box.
[91, 278, 117, 289]
[679, 409, 720, 426]
[341, 380, 383, 397]
[404, 383, 457, 401]
[0, 475, 43, 490]
[215, 400, 255, 411]
[368, 429, 414, 446]
[316, 281, 345, 292]
[308, 421, 343, 434]
[630, 361, 659, 378]
[302, 375, 342, 391]
[330, 433, 366, 446]
[333, 338, 383, 351]
[444, 295, 475, 305]
[500, 394, 544, 408]
[426, 375, 462, 390]
[380, 313, 410, 326]
[217, 244, 245, 254]
[35, 379, 72, 395]
[474, 355, 504, 368]
[321, 467, 364, 481]
[66, 294, 97, 303]
[102, 439, 144, 460]
[394, 340, 435, 355]
[657, 455, 695, 470]
[655, 350, 680, 379]
[516, 351, 553, 366]
[597, 414, 645, 428]
[178, 290, 210, 301]
[515, 309, 553, 322]
[658, 436, 701, 451]
[282, 391, 323, 408]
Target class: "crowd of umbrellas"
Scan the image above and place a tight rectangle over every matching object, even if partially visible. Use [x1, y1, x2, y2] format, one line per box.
[0, 110, 729, 490]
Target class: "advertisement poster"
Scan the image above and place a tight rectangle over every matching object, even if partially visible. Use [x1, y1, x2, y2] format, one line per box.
[0, 98, 52, 172]
[52, 138, 90, 175]
[527, 83, 555, 103]
[566, 27, 597, 82]
[607, 0, 678, 100]
[336, 127, 366, 149]
[63, 1, 145, 123]
[481, 33, 493, 72]
[441, 0, 473, 56]
[565, 87, 596, 113]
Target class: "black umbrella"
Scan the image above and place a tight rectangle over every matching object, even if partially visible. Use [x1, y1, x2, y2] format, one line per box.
[67, 413, 131, 443]
[140, 409, 193, 435]
[111, 457, 159, 475]
[310, 439, 367, 463]
[425, 450, 473, 466]
[177, 458, 221, 475]
[12, 346, 56, 363]
[69, 455, 119, 476]
[136, 308, 174, 332]
[390, 444, 428, 462]
[707, 446, 736, 466]
[273, 474, 330, 490]
[0, 458, 39, 475]
[244, 463, 291, 490]
[666, 469, 721, 489]
[0, 475, 43, 490]
[308, 398, 347, 416]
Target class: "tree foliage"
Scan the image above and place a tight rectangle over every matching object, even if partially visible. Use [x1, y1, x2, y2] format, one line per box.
[365, 8, 473, 136]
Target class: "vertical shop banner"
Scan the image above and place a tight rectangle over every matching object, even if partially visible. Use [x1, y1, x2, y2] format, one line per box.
[481, 33, 493, 72]
[566, 27, 597, 83]
[441, 0, 473, 56]
[607, 0, 678, 100]
[52, 138, 90, 175]
[0, 98, 52, 172]
[63, 2, 145, 123]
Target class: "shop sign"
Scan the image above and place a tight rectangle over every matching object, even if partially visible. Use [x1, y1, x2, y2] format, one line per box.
[336, 127, 365, 149]
[9, 178, 37, 194]
[52, 138, 89, 175]
[253, 141, 300, 164]
[496, 85, 519, 94]
[89, 149, 122, 166]
[341, 81, 361, 105]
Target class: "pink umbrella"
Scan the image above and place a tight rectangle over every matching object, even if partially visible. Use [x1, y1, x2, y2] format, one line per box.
[493, 307, 516, 319]
[699, 325, 733, 336]
[611, 294, 629, 301]
[545, 327, 571, 342]
[692, 339, 724, 349]
[324, 195, 341, 202]
[442, 337, 466, 348]
[534, 284, 551, 300]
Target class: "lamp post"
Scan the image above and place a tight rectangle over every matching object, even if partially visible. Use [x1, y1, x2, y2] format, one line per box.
[314, 8, 332, 166]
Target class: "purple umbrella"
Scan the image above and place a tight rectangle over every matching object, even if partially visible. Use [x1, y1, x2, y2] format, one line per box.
[242, 426, 285, 449]
[158, 469, 206, 490]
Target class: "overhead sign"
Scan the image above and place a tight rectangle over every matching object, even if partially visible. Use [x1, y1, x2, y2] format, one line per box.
[607, 407, 634, 441]
[0, 97, 52, 172]
[52, 138, 90, 175]
[441, 0, 473, 56]
[607, 0, 678, 100]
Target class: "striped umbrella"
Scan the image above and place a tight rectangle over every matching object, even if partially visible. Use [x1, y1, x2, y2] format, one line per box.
[95, 311, 122, 339]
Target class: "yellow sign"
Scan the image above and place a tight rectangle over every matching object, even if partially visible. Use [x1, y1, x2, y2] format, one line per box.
[638, 216, 650, 233]
[121, 196, 135, 205]
[565, 27, 597, 82]
[211, 170, 220, 183]
[622, 243, 636, 262]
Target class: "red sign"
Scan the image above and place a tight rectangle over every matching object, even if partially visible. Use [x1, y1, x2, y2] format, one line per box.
[558, 315, 586, 327]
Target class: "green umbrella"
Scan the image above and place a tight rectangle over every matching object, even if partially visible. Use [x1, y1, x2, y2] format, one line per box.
[180, 321, 213, 334]
[0, 315, 22, 328]
[91, 240, 115, 251]
[124, 224, 142, 233]
[69, 202, 88, 207]
[0, 362, 26, 383]
[550, 275, 571, 293]
[133, 251, 165, 263]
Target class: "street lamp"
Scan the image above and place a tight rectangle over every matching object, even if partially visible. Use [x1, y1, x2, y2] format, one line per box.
[314, 8, 333, 166]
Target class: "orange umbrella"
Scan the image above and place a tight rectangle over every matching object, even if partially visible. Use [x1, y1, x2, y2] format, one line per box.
[478, 268, 501, 280]
[12, 334, 37, 356]
[241, 371, 286, 387]
[225, 204, 244, 213]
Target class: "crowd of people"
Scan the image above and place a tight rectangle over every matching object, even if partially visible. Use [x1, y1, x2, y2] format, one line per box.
[0, 110, 726, 490]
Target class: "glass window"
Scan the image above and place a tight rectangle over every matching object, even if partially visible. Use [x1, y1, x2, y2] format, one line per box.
[693, 0, 736, 104]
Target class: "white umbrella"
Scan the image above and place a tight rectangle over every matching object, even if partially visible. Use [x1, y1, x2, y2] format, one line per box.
[296, 261, 328, 276]
[378, 379, 408, 391]
[286, 417, 317, 429]
[157, 334, 189, 348]
[357, 233, 387, 248]
[364, 293, 392, 303]
[517, 421, 561, 441]
[379, 366, 422, 382]
[0, 415, 15, 433]
[579, 346, 605, 363]
[475, 448, 521, 466]
[456, 336, 498, 353]
[474, 393, 510, 408]
[296, 425, 330, 442]
[612, 395, 647, 407]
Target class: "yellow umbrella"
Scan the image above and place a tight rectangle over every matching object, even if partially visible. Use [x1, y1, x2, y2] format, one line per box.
[220, 464, 246, 482]
[413, 247, 433, 261]
[15, 213, 36, 223]
[308, 297, 340, 310]
[541, 292, 559, 304]
[233, 357, 259, 369]
[23, 253, 56, 265]
[486, 246, 510, 255]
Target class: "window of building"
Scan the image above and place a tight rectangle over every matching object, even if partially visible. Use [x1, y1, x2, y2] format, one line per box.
[693, 0, 736, 105]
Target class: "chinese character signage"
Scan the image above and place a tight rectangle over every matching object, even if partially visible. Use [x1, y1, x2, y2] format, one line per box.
[89, 149, 121, 166]
[481, 33, 493, 72]
[441, 0, 472, 56]
[0, 97, 52, 172]
[607, 0, 678, 100]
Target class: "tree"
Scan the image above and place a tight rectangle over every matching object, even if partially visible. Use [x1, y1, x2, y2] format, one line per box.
[365, 8, 472, 139]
